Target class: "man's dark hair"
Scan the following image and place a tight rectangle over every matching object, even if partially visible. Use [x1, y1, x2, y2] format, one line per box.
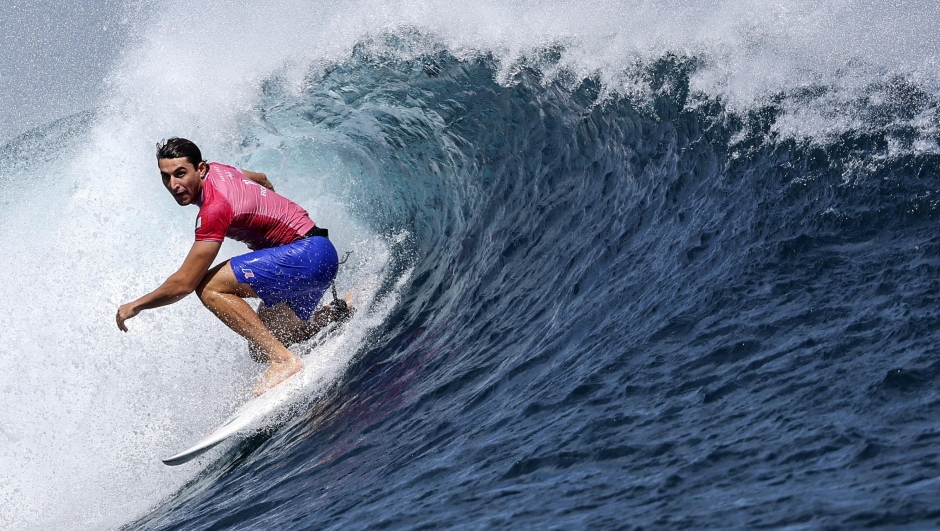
[156, 137, 205, 168]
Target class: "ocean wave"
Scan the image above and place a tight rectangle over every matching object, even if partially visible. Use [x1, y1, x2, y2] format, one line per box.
[130, 36, 940, 529]
[3, 7, 940, 529]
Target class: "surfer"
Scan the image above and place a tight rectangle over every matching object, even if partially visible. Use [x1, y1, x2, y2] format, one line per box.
[116, 137, 351, 395]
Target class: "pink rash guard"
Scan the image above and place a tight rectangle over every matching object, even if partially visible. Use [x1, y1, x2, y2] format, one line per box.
[194, 162, 316, 251]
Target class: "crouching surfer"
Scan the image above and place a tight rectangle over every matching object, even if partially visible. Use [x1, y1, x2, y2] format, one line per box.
[116, 137, 351, 396]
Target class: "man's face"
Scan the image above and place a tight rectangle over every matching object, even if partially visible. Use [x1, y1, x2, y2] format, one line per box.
[159, 158, 206, 206]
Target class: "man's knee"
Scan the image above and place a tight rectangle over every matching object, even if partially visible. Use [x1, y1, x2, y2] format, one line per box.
[194, 282, 209, 304]
[194, 276, 219, 307]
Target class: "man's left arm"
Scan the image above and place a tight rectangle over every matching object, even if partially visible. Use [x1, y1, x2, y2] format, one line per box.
[116, 241, 222, 331]
[242, 169, 275, 191]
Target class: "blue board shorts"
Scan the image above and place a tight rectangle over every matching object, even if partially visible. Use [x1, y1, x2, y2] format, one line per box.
[230, 236, 338, 321]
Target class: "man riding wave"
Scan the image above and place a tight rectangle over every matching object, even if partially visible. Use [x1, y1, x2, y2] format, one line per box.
[116, 138, 350, 395]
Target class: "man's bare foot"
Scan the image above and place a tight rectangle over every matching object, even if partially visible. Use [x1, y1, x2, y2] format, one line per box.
[252, 355, 303, 396]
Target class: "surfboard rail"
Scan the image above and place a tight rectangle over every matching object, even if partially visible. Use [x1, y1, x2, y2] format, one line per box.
[161, 299, 356, 466]
[161, 371, 306, 466]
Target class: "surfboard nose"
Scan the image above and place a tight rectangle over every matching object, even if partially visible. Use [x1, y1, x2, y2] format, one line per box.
[162, 440, 227, 466]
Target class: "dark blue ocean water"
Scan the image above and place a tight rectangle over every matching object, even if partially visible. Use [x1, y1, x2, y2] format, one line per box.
[99, 36, 940, 530]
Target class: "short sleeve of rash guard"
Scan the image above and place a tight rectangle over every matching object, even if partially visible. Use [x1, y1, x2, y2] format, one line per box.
[195, 200, 233, 242]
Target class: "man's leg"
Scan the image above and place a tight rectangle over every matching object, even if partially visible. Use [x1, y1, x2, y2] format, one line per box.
[257, 303, 308, 347]
[258, 293, 355, 348]
[195, 261, 302, 396]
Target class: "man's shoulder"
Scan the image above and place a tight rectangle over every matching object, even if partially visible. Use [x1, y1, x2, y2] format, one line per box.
[195, 188, 234, 239]
[198, 179, 233, 218]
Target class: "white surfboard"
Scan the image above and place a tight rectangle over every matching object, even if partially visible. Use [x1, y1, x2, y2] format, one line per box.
[162, 315, 352, 466]
[162, 369, 307, 466]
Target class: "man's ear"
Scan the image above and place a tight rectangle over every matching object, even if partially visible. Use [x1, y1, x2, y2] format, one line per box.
[198, 161, 208, 177]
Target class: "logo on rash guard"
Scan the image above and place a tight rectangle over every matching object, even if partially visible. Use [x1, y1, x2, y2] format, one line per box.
[241, 269, 255, 279]
[243, 179, 267, 196]
[195, 216, 202, 229]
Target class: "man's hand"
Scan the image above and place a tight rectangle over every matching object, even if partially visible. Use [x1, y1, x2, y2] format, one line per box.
[113, 241, 222, 332]
[116, 302, 139, 332]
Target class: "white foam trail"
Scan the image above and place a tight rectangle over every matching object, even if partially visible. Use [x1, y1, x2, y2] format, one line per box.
[0, 114, 394, 530]
[0, 3, 393, 527]
[2, 0, 939, 529]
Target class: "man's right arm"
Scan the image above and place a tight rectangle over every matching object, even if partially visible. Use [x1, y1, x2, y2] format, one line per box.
[116, 240, 222, 331]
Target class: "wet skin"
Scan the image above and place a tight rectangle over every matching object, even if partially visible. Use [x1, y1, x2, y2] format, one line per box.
[116, 158, 318, 396]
